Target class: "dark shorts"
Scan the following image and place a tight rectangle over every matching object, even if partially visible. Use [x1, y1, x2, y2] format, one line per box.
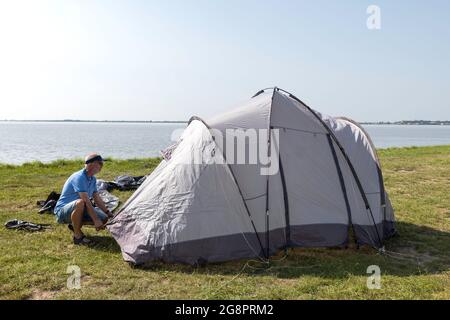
[55, 200, 108, 224]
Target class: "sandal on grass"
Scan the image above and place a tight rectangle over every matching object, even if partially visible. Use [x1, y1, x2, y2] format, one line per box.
[68, 224, 86, 237]
[73, 235, 92, 246]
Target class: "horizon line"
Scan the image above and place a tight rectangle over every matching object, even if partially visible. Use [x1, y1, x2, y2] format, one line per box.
[0, 119, 189, 123]
[1, 119, 450, 124]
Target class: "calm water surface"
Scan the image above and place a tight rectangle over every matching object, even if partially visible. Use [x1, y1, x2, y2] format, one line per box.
[0, 122, 449, 164]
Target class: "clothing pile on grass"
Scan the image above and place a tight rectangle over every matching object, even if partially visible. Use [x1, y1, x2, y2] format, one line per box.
[4, 219, 51, 232]
[4, 175, 147, 233]
[36, 175, 146, 215]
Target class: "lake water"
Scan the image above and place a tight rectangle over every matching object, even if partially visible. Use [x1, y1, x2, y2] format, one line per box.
[0, 122, 449, 164]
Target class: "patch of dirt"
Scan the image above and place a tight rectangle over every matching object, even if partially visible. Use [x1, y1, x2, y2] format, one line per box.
[393, 246, 439, 265]
[397, 169, 416, 174]
[79, 275, 111, 291]
[27, 289, 58, 300]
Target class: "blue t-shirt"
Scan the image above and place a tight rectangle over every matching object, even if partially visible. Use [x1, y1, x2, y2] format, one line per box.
[54, 169, 98, 213]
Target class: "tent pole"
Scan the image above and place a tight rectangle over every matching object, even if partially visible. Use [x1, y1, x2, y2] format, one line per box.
[188, 116, 267, 260]
[271, 88, 383, 248]
[263, 87, 277, 259]
[326, 134, 356, 245]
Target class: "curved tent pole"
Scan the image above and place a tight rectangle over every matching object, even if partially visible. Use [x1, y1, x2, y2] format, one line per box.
[263, 88, 277, 258]
[265, 88, 292, 252]
[188, 116, 267, 260]
[326, 134, 355, 244]
[335, 117, 387, 221]
[252, 87, 278, 98]
[280, 88, 383, 248]
[253, 88, 383, 248]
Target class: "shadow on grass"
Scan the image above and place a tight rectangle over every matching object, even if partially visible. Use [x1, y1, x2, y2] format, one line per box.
[89, 221, 450, 279]
[88, 235, 122, 253]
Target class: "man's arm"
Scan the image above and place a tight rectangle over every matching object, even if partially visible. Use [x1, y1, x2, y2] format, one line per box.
[93, 192, 112, 217]
[78, 192, 104, 229]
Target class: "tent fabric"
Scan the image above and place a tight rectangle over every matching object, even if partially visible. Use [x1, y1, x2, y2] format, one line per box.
[108, 88, 395, 265]
[107, 120, 264, 264]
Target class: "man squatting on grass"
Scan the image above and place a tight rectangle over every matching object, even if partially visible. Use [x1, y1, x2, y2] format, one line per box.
[54, 153, 113, 245]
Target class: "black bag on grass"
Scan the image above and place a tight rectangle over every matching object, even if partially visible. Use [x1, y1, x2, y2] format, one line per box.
[37, 191, 60, 214]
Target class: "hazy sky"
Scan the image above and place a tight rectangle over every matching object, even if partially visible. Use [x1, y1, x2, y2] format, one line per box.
[0, 0, 449, 121]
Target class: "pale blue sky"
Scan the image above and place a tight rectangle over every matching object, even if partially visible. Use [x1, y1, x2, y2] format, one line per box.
[0, 0, 449, 121]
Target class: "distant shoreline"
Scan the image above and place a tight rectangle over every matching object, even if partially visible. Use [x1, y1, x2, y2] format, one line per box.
[360, 120, 450, 126]
[0, 120, 188, 124]
[1, 119, 449, 125]
[1, 144, 449, 166]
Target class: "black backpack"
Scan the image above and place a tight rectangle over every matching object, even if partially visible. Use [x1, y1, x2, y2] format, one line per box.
[36, 191, 61, 214]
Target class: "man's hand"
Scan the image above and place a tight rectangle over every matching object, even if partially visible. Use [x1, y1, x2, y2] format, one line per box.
[93, 192, 111, 217]
[94, 219, 105, 231]
[78, 193, 106, 231]
[106, 210, 114, 218]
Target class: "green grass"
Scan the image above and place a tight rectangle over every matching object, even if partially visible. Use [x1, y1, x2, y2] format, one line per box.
[0, 146, 449, 300]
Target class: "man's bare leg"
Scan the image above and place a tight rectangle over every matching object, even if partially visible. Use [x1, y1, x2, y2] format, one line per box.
[71, 199, 85, 239]
[82, 217, 108, 227]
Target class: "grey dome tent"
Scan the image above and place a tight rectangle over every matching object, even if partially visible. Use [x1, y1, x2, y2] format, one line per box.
[107, 88, 396, 265]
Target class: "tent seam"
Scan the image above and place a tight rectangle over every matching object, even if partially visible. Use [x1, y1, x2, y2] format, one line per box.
[274, 88, 383, 248]
[188, 116, 267, 260]
[326, 134, 356, 245]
